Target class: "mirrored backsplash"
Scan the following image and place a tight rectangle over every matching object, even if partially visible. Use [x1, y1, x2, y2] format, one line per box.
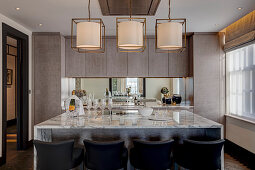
[61, 77, 194, 106]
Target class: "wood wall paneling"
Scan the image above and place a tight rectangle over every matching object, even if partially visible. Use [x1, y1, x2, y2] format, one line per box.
[168, 39, 189, 77]
[98, 0, 161, 16]
[85, 51, 107, 77]
[148, 38, 169, 77]
[33, 34, 62, 124]
[106, 38, 128, 77]
[188, 36, 193, 77]
[127, 40, 149, 77]
[64, 37, 192, 78]
[193, 34, 220, 122]
[65, 38, 86, 77]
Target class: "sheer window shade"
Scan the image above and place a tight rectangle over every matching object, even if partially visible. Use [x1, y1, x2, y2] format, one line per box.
[226, 43, 255, 119]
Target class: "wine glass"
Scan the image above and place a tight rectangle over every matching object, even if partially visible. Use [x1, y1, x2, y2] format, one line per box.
[100, 99, 106, 114]
[93, 99, 98, 110]
[87, 99, 92, 116]
[108, 99, 113, 115]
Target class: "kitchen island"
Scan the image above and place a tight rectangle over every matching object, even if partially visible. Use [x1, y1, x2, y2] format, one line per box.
[34, 109, 223, 169]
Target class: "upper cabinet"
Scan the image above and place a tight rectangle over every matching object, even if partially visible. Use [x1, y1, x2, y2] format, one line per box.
[127, 40, 149, 77]
[64, 37, 192, 78]
[148, 38, 169, 77]
[106, 38, 128, 77]
[85, 51, 107, 77]
[168, 38, 190, 77]
[65, 38, 86, 77]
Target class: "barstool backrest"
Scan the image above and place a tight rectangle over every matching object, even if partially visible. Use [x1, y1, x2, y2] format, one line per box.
[183, 139, 225, 170]
[132, 139, 174, 170]
[83, 139, 125, 170]
[34, 140, 74, 170]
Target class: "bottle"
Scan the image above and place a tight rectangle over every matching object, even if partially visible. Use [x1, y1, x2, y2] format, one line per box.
[69, 91, 76, 111]
[134, 96, 138, 105]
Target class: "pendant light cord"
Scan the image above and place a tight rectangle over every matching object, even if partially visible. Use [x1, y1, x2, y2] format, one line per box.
[129, 0, 132, 18]
[168, 0, 171, 19]
[88, 0, 91, 21]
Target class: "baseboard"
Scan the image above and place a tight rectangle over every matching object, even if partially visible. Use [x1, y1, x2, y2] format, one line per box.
[7, 118, 17, 127]
[225, 139, 255, 169]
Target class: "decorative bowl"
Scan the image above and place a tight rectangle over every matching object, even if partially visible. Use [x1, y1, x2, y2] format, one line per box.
[138, 107, 153, 117]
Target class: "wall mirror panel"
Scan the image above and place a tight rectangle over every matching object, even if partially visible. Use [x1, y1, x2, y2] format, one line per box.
[61, 77, 194, 106]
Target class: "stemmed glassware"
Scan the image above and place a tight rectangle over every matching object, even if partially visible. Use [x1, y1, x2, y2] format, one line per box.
[87, 99, 92, 117]
[93, 99, 98, 110]
[91, 99, 98, 118]
[100, 99, 106, 115]
[108, 99, 113, 113]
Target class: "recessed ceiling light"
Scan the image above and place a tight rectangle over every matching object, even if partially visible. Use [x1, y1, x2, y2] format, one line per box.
[15, 7, 20, 10]
[39, 24, 43, 27]
[237, 7, 243, 10]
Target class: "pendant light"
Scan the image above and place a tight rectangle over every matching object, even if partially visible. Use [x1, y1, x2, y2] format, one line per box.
[155, 0, 186, 53]
[71, 0, 105, 53]
[116, 0, 146, 52]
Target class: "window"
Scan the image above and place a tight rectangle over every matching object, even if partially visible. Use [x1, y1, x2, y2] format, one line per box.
[126, 78, 139, 94]
[226, 43, 255, 119]
[111, 78, 144, 97]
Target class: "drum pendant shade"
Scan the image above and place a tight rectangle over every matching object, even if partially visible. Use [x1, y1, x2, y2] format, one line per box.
[118, 21, 144, 50]
[76, 22, 101, 50]
[157, 22, 182, 50]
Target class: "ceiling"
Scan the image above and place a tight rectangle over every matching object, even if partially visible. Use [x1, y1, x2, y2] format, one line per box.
[0, 0, 254, 36]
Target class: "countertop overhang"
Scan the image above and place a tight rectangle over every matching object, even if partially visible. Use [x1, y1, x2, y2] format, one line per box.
[35, 110, 222, 129]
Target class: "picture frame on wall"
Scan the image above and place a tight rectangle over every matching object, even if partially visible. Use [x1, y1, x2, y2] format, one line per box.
[7, 69, 13, 85]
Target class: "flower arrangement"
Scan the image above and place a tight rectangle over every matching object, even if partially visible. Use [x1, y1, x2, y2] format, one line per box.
[75, 90, 86, 98]
[161, 87, 169, 95]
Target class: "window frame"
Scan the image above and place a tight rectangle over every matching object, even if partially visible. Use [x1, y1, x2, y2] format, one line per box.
[226, 42, 255, 120]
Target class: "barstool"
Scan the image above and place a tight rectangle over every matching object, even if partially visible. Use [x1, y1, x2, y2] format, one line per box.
[83, 139, 128, 170]
[34, 140, 84, 170]
[173, 139, 225, 170]
[130, 139, 174, 170]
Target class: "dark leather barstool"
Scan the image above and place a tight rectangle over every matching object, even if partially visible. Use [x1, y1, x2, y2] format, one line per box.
[34, 140, 84, 170]
[173, 139, 225, 170]
[130, 139, 174, 170]
[83, 139, 128, 170]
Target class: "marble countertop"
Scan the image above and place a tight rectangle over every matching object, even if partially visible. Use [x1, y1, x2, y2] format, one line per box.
[35, 110, 222, 129]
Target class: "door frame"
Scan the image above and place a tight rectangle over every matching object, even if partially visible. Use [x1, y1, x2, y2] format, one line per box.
[1, 23, 29, 165]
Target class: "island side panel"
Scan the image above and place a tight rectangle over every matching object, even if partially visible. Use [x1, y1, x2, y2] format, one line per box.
[34, 127, 53, 170]
[50, 127, 222, 149]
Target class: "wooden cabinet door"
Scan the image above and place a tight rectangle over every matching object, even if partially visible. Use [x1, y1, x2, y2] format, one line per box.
[148, 38, 169, 77]
[85, 50, 107, 77]
[65, 38, 86, 77]
[127, 40, 149, 77]
[168, 39, 189, 77]
[106, 38, 128, 77]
